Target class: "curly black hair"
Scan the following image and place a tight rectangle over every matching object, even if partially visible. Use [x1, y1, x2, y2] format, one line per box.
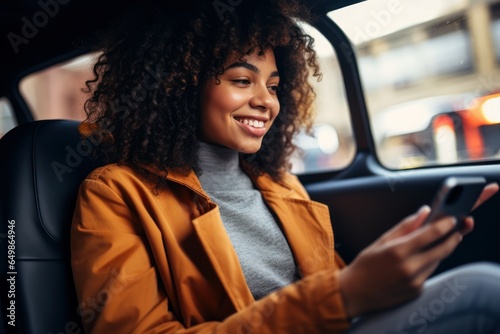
[81, 0, 321, 181]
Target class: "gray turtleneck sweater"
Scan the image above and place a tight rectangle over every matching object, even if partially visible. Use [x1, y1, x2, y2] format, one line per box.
[196, 142, 300, 300]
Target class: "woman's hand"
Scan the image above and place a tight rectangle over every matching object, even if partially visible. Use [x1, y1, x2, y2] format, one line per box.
[338, 182, 499, 318]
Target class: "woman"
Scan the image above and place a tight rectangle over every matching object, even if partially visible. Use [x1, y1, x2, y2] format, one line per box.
[71, 0, 500, 333]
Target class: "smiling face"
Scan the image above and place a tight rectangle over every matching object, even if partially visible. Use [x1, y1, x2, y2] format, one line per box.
[200, 49, 280, 154]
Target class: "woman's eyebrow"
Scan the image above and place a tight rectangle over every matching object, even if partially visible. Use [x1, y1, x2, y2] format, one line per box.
[226, 61, 259, 72]
[226, 62, 280, 77]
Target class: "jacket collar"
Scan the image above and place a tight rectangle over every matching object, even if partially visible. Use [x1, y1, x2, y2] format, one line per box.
[156, 160, 297, 199]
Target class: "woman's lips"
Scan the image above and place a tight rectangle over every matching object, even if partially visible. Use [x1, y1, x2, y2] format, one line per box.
[234, 117, 268, 137]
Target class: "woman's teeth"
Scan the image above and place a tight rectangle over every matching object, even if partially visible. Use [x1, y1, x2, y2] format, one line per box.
[238, 118, 265, 128]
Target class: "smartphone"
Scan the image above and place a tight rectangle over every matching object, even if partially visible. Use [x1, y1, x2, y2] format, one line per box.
[423, 176, 486, 227]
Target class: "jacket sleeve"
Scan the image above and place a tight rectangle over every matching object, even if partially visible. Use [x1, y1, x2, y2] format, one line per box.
[71, 176, 351, 334]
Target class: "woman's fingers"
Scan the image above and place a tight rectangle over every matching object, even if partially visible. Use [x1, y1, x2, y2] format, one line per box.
[412, 226, 462, 267]
[471, 182, 499, 211]
[380, 181, 496, 247]
[378, 205, 430, 244]
[459, 216, 475, 236]
[386, 216, 457, 258]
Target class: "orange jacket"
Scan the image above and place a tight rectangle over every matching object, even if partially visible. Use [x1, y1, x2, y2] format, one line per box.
[71, 163, 350, 333]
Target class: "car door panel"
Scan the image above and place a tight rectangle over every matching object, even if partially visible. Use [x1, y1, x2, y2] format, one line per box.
[301, 163, 500, 275]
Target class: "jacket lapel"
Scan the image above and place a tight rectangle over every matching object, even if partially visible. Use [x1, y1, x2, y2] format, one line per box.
[192, 209, 255, 309]
[250, 172, 336, 277]
[166, 169, 255, 310]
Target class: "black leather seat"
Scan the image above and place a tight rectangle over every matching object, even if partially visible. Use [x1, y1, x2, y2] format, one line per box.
[0, 120, 103, 334]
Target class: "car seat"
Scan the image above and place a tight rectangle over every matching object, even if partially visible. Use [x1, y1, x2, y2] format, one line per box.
[0, 120, 103, 334]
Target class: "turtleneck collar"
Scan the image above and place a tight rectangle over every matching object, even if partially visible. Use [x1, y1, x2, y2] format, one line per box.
[197, 142, 240, 172]
[196, 142, 250, 191]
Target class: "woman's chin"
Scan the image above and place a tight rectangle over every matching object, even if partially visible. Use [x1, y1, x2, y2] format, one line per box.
[236, 143, 262, 155]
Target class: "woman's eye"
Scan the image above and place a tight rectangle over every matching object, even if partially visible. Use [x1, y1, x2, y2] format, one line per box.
[232, 79, 251, 85]
[268, 85, 279, 93]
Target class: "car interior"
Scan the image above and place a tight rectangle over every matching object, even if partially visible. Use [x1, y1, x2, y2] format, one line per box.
[1, 0, 500, 333]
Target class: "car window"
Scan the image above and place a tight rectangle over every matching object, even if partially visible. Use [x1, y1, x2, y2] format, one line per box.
[19, 53, 95, 121]
[290, 23, 355, 174]
[330, 0, 500, 169]
[0, 97, 17, 138]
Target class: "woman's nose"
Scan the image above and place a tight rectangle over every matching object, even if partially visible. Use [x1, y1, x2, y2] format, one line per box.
[249, 85, 275, 110]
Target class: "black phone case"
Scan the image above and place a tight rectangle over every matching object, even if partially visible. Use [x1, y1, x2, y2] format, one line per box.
[424, 176, 486, 226]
